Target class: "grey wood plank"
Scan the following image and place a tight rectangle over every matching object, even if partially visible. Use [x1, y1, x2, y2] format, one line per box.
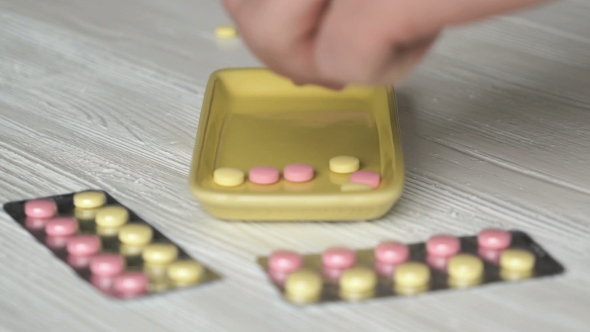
[0, 1, 589, 331]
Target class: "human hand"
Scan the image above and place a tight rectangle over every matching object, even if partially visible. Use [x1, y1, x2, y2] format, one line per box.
[223, 0, 549, 89]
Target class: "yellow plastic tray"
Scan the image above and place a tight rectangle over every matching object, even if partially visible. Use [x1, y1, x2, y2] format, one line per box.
[189, 68, 404, 221]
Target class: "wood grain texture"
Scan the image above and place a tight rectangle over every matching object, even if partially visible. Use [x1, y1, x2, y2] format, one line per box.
[0, 0, 589, 331]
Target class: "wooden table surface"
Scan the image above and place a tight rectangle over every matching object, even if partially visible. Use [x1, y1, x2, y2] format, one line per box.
[1, 1, 589, 331]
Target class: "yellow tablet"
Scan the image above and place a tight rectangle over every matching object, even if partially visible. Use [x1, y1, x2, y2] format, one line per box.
[189, 68, 404, 221]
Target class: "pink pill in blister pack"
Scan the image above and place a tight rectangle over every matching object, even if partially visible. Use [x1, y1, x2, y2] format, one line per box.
[46, 235, 69, 249]
[68, 255, 93, 269]
[478, 247, 502, 264]
[24, 199, 57, 219]
[67, 235, 101, 257]
[268, 250, 303, 274]
[375, 241, 409, 265]
[45, 217, 78, 237]
[322, 266, 346, 281]
[91, 275, 117, 296]
[322, 247, 356, 270]
[268, 270, 290, 285]
[426, 235, 461, 257]
[268, 250, 304, 284]
[25, 218, 50, 230]
[90, 254, 126, 278]
[114, 272, 149, 297]
[426, 254, 450, 271]
[375, 262, 397, 278]
[478, 229, 512, 250]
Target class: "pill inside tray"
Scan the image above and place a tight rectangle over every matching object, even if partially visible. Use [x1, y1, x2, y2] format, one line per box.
[190, 69, 406, 221]
[3, 190, 221, 299]
[210, 109, 383, 193]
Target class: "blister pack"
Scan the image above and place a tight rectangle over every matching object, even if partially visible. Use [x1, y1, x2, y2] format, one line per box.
[257, 230, 564, 305]
[3, 190, 220, 299]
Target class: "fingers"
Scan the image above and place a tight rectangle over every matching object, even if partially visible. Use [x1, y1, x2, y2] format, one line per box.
[225, 0, 341, 87]
[374, 33, 440, 85]
[313, 0, 438, 85]
[221, 0, 244, 17]
[225, 0, 550, 88]
[313, 0, 549, 85]
[423, 0, 552, 27]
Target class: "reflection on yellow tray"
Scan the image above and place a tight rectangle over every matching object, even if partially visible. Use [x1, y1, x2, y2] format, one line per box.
[189, 68, 404, 221]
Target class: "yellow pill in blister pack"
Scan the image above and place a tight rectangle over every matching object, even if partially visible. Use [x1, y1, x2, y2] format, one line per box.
[144, 264, 168, 281]
[75, 208, 99, 221]
[96, 225, 121, 237]
[394, 262, 431, 295]
[285, 269, 323, 304]
[329, 156, 360, 174]
[120, 244, 145, 257]
[119, 223, 153, 246]
[142, 243, 178, 265]
[96, 206, 129, 228]
[448, 254, 484, 287]
[74, 191, 107, 209]
[339, 267, 377, 301]
[168, 260, 205, 285]
[213, 168, 245, 187]
[500, 249, 535, 280]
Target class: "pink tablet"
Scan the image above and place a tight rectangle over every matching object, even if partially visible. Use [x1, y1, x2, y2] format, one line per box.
[349, 170, 380, 189]
[426, 235, 460, 257]
[322, 247, 356, 270]
[268, 250, 303, 274]
[375, 241, 409, 265]
[478, 229, 511, 250]
[249, 166, 280, 185]
[283, 164, 314, 183]
[45, 217, 78, 237]
[90, 254, 125, 278]
[67, 235, 101, 257]
[114, 272, 148, 297]
[25, 199, 57, 219]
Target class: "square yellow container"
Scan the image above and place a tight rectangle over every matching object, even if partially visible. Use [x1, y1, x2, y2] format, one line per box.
[189, 68, 404, 221]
